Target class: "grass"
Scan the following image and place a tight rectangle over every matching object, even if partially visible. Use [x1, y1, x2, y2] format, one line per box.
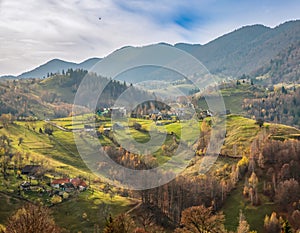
[149, 83, 197, 96]
[52, 189, 135, 233]
[269, 123, 300, 140]
[1, 114, 299, 232]
[0, 192, 26, 226]
[39, 75, 76, 104]
[51, 114, 102, 130]
[221, 115, 261, 157]
[222, 181, 276, 233]
[0, 121, 136, 232]
[197, 84, 266, 114]
[220, 115, 300, 157]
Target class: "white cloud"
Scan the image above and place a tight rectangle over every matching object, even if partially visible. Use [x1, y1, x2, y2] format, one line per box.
[0, 0, 299, 75]
[0, 0, 187, 75]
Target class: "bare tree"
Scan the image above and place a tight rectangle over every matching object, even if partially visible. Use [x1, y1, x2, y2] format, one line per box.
[2, 203, 61, 233]
[103, 213, 135, 233]
[237, 210, 250, 233]
[175, 205, 226, 233]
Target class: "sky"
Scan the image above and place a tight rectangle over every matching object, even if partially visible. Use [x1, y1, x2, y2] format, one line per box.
[0, 0, 299, 76]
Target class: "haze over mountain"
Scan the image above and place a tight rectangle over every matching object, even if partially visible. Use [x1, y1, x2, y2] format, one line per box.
[2, 20, 299, 84]
[7, 58, 101, 79]
[176, 20, 300, 77]
[252, 40, 300, 84]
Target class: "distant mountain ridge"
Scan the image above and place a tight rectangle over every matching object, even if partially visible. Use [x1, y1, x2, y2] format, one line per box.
[252, 40, 300, 84]
[1, 20, 299, 82]
[175, 20, 300, 77]
[4, 58, 101, 79]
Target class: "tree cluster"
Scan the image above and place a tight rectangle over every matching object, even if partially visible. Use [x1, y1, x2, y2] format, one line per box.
[243, 87, 300, 127]
[249, 136, 300, 231]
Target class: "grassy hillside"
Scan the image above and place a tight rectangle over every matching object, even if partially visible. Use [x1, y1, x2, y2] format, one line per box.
[0, 121, 135, 232]
[0, 192, 26, 230]
[1, 113, 299, 232]
[222, 181, 276, 232]
[195, 83, 266, 114]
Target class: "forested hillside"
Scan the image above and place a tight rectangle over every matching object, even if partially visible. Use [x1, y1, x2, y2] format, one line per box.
[0, 69, 150, 119]
[252, 41, 300, 84]
[176, 20, 300, 77]
[243, 86, 300, 127]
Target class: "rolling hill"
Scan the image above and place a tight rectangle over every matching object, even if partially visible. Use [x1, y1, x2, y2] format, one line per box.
[6, 58, 101, 79]
[0, 69, 151, 119]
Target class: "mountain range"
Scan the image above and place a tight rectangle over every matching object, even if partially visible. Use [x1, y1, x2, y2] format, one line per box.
[3, 57, 101, 79]
[176, 20, 300, 77]
[2, 20, 299, 83]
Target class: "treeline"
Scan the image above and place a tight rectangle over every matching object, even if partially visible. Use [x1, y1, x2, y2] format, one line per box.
[0, 69, 152, 118]
[243, 86, 300, 127]
[45, 69, 153, 112]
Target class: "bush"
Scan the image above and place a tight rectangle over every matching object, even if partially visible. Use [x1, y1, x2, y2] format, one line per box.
[50, 195, 62, 204]
[133, 122, 142, 130]
[255, 118, 264, 128]
[62, 192, 69, 199]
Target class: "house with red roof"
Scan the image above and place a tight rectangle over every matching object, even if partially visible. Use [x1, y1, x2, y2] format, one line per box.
[70, 178, 88, 191]
[51, 178, 88, 191]
[51, 178, 70, 189]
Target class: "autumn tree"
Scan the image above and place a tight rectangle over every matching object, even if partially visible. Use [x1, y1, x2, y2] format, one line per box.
[0, 135, 11, 179]
[98, 125, 104, 134]
[280, 219, 293, 233]
[264, 212, 281, 233]
[248, 172, 259, 205]
[0, 114, 12, 128]
[2, 203, 61, 233]
[175, 205, 226, 233]
[237, 156, 249, 179]
[291, 210, 300, 231]
[137, 210, 155, 232]
[103, 213, 135, 233]
[12, 151, 23, 172]
[237, 210, 250, 233]
[275, 179, 300, 210]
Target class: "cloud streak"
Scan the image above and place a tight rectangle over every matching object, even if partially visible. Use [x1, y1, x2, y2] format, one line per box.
[0, 0, 299, 75]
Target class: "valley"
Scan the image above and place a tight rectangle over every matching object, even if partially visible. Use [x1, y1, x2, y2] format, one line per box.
[0, 19, 299, 233]
[0, 103, 300, 232]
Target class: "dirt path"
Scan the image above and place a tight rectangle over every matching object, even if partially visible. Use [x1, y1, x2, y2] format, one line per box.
[0, 190, 30, 203]
[45, 120, 71, 132]
[126, 202, 142, 214]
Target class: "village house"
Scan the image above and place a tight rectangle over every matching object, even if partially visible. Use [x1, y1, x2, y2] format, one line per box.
[51, 178, 70, 189]
[51, 178, 88, 192]
[21, 165, 42, 179]
[70, 178, 88, 191]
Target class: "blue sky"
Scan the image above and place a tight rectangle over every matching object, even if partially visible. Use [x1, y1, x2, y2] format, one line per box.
[0, 0, 299, 75]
